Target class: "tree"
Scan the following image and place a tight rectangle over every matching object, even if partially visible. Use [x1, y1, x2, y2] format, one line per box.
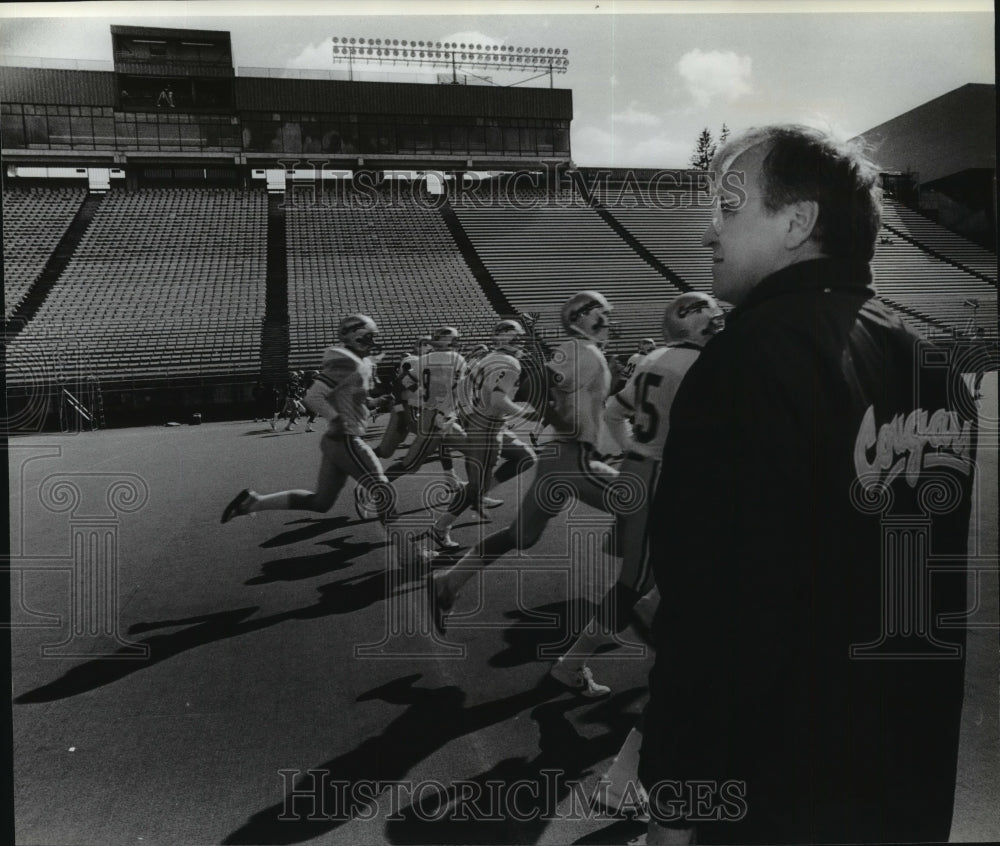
[689, 128, 715, 171]
[719, 123, 730, 147]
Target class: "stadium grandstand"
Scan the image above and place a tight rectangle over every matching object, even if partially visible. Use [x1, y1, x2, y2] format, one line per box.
[2, 24, 996, 430]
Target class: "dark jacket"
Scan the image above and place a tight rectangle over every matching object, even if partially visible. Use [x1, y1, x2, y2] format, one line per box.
[639, 258, 976, 844]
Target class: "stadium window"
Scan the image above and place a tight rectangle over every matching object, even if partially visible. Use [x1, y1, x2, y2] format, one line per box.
[413, 124, 432, 153]
[537, 126, 554, 154]
[23, 104, 36, 115]
[554, 126, 569, 154]
[0, 114, 25, 147]
[467, 125, 485, 153]
[92, 117, 115, 146]
[280, 121, 303, 153]
[158, 121, 181, 149]
[520, 126, 536, 155]
[503, 126, 519, 155]
[114, 119, 137, 146]
[485, 125, 502, 154]
[137, 121, 158, 148]
[70, 114, 93, 147]
[451, 125, 468, 154]
[433, 125, 451, 153]
[179, 123, 201, 148]
[24, 115, 47, 148]
[48, 115, 71, 147]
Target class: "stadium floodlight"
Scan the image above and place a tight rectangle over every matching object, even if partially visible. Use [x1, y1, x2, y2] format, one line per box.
[331, 34, 570, 85]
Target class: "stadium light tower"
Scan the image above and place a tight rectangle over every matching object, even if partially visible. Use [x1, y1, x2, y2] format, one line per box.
[330, 37, 569, 87]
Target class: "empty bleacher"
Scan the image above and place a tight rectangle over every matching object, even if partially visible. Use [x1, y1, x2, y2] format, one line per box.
[881, 199, 997, 283]
[871, 228, 997, 335]
[3, 187, 87, 320]
[4, 188, 267, 384]
[452, 186, 683, 350]
[603, 201, 715, 294]
[285, 184, 499, 368]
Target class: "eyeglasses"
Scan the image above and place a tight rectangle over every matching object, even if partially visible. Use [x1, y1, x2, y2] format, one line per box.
[709, 193, 760, 234]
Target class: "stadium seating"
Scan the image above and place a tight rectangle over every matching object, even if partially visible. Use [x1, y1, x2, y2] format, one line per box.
[881, 199, 997, 283]
[2, 187, 87, 320]
[871, 227, 997, 334]
[4, 182, 995, 398]
[285, 183, 499, 368]
[4, 188, 267, 384]
[452, 191, 684, 349]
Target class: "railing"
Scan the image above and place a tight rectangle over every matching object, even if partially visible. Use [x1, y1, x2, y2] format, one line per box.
[0, 55, 113, 71]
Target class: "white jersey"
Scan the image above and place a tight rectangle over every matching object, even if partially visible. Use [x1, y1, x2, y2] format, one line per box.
[546, 336, 611, 446]
[620, 352, 644, 383]
[417, 349, 467, 416]
[313, 345, 375, 437]
[461, 350, 522, 421]
[614, 342, 701, 458]
[398, 353, 420, 408]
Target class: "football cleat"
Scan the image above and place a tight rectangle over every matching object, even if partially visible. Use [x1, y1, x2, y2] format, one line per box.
[221, 489, 254, 524]
[549, 661, 611, 698]
[427, 571, 455, 636]
[429, 526, 461, 550]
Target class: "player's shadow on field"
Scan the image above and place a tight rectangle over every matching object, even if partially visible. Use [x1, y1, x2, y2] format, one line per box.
[13, 568, 423, 704]
[247, 535, 388, 584]
[222, 673, 596, 845]
[382, 688, 647, 844]
[488, 599, 598, 669]
[259, 516, 352, 548]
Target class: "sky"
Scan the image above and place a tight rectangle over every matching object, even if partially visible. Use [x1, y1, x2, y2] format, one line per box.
[0, 0, 994, 168]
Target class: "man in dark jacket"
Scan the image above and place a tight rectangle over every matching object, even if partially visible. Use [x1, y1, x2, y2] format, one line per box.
[639, 125, 977, 845]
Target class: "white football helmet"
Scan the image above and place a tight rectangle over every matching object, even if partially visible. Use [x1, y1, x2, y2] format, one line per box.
[339, 313, 380, 355]
[638, 338, 657, 355]
[560, 290, 613, 342]
[430, 326, 461, 350]
[492, 319, 526, 353]
[662, 293, 725, 346]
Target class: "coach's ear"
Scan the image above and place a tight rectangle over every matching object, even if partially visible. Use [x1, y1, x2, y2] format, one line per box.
[783, 199, 820, 250]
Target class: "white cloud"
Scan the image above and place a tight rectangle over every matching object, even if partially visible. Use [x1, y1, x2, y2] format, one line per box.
[612, 101, 662, 128]
[437, 31, 504, 49]
[677, 49, 752, 108]
[571, 123, 693, 169]
[287, 38, 334, 69]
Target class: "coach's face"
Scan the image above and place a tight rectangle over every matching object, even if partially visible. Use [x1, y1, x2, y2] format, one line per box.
[702, 144, 802, 307]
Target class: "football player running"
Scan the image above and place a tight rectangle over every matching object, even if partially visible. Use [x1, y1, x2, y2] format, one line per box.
[426, 319, 539, 549]
[381, 325, 468, 490]
[551, 292, 725, 695]
[221, 314, 397, 526]
[429, 291, 627, 696]
[376, 335, 432, 459]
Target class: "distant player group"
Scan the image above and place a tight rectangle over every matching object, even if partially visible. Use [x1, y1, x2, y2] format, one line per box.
[222, 288, 724, 696]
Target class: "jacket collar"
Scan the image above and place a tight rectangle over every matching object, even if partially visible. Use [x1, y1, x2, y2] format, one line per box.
[728, 258, 874, 323]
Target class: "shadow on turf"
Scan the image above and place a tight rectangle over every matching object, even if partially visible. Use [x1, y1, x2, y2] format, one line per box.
[246, 536, 388, 584]
[12, 567, 427, 704]
[486, 599, 598, 669]
[221, 674, 645, 845]
[381, 690, 648, 845]
[259, 516, 352, 548]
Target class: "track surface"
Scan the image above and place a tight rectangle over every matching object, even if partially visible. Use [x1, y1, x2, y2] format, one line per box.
[9, 378, 1000, 845]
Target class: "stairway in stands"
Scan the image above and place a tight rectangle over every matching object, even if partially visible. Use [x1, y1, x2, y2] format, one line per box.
[4, 192, 104, 337]
[439, 203, 516, 316]
[261, 194, 290, 382]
